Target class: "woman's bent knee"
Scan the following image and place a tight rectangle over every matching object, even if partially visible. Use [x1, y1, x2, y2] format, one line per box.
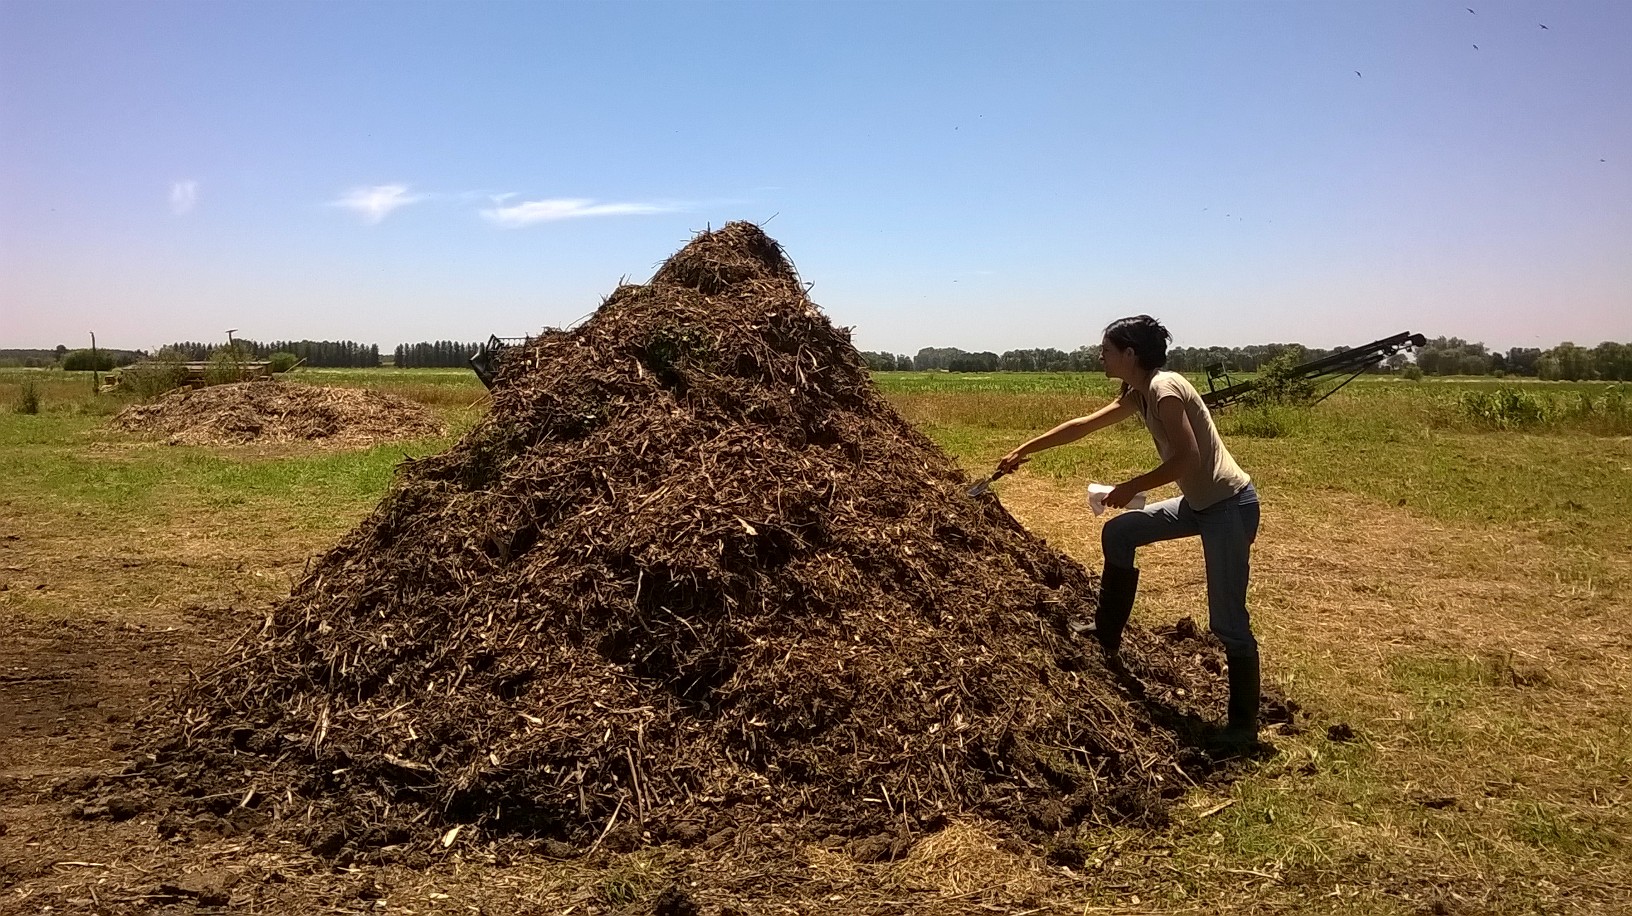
[1101, 515, 1138, 569]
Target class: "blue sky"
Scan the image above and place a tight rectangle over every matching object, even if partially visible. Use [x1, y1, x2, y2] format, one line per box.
[2, 0, 1628, 355]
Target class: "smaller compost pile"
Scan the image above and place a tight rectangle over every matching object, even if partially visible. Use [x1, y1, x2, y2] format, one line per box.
[152, 223, 1261, 854]
[112, 381, 444, 446]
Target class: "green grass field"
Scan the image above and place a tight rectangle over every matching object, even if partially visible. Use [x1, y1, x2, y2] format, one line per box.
[1, 366, 1628, 913]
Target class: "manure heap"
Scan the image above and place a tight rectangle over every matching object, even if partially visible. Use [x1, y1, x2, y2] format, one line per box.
[112, 381, 444, 446]
[160, 223, 1249, 850]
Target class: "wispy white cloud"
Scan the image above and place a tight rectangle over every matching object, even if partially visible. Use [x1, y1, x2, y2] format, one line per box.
[169, 180, 198, 215]
[331, 184, 423, 224]
[480, 197, 674, 228]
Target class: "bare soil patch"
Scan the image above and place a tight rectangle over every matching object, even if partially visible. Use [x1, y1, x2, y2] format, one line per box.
[0, 614, 204, 904]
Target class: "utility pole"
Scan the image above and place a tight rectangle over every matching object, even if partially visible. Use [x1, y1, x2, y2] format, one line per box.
[90, 331, 99, 395]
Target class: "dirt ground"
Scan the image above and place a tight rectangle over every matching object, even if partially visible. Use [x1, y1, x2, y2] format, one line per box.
[3, 474, 1628, 915]
[0, 604, 1082, 916]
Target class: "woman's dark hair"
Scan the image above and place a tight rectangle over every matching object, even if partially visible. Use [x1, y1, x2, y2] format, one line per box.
[1103, 315, 1172, 371]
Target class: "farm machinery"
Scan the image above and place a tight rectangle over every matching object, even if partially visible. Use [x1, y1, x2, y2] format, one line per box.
[101, 359, 273, 392]
[1199, 331, 1427, 409]
[469, 336, 529, 390]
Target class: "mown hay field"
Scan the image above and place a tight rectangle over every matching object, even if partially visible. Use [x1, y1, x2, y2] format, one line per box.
[1, 366, 1628, 915]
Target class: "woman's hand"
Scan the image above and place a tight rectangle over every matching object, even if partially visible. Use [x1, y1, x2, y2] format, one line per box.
[1103, 481, 1142, 509]
[997, 448, 1031, 475]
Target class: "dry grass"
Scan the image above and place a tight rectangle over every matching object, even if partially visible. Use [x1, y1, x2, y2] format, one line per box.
[0, 503, 338, 628]
[986, 474, 1632, 914]
[892, 821, 1052, 900]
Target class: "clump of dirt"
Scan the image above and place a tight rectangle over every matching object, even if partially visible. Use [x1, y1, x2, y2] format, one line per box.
[149, 222, 1269, 851]
[111, 381, 443, 446]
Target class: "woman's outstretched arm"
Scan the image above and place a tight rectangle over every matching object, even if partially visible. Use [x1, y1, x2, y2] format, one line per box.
[999, 398, 1137, 472]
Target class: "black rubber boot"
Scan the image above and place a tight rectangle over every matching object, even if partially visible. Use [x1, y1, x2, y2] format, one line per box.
[1217, 653, 1261, 751]
[1094, 564, 1140, 658]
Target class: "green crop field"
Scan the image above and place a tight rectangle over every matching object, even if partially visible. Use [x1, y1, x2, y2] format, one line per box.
[1, 366, 1628, 914]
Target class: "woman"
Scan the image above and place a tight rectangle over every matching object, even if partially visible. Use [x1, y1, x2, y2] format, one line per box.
[996, 315, 1262, 747]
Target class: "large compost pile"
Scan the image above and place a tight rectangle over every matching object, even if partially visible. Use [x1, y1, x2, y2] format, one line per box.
[156, 223, 1254, 852]
[112, 381, 443, 446]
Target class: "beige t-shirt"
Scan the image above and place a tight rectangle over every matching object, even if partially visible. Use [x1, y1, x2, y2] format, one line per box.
[1118, 371, 1250, 510]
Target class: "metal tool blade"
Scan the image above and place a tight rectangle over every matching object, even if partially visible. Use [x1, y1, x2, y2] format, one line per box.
[966, 468, 1005, 498]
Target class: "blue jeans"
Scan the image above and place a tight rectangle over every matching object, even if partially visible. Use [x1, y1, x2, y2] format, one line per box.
[1100, 483, 1260, 660]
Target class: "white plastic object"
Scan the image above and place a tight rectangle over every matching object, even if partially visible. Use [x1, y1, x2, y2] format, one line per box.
[1087, 483, 1147, 517]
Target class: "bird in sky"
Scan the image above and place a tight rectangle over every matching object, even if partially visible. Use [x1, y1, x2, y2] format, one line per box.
[1466, 7, 1475, 12]
[1474, 44, 1479, 50]
[1355, 70, 1362, 78]
[1540, 23, 1549, 29]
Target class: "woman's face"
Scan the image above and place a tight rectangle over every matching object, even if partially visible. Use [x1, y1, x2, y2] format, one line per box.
[1101, 336, 1139, 381]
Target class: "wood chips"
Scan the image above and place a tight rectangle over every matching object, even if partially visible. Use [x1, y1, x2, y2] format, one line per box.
[149, 223, 1257, 856]
[111, 381, 443, 446]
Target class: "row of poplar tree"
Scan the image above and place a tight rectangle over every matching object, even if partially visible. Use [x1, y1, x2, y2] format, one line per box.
[163, 340, 493, 369]
[57, 340, 483, 370]
[391, 341, 486, 369]
[165, 340, 382, 368]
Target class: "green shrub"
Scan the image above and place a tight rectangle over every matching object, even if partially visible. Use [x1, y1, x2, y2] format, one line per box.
[61, 349, 116, 371]
[120, 351, 191, 400]
[15, 377, 40, 414]
[1243, 348, 1318, 407]
[1402, 365, 1424, 381]
[204, 345, 251, 386]
[268, 351, 300, 373]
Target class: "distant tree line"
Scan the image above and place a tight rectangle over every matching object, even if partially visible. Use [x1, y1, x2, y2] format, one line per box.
[861, 338, 1632, 380]
[862, 342, 1336, 374]
[0, 346, 140, 370]
[163, 339, 381, 368]
[1408, 338, 1631, 381]
[9, 334, 1628, 380]
[392, 341, 483, 369]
